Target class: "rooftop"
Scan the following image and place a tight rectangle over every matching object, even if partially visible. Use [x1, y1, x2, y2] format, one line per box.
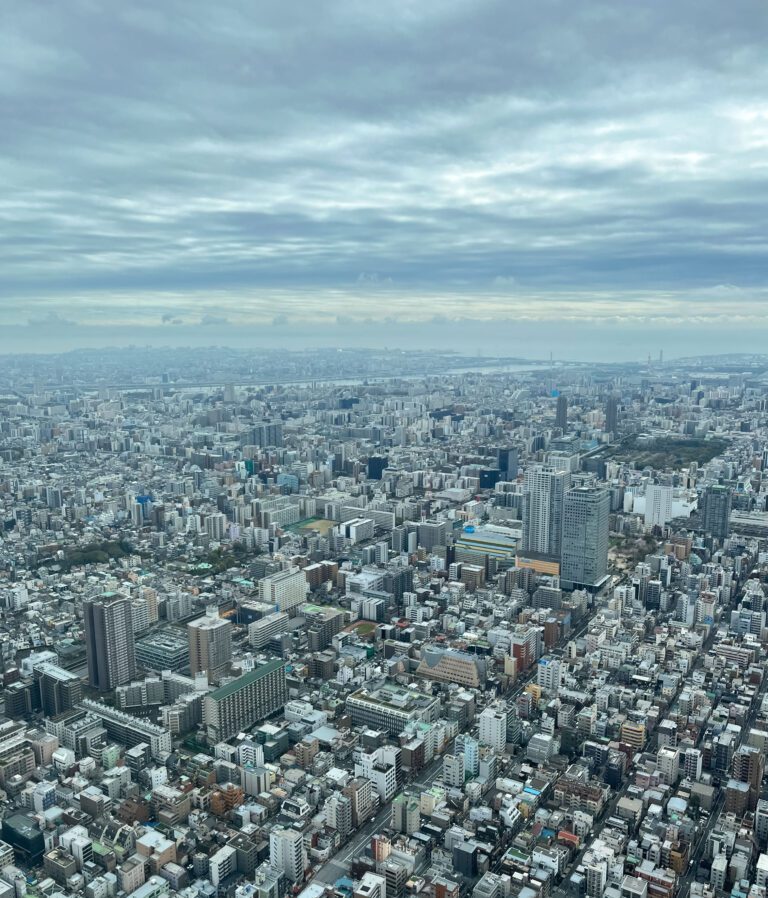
[207, 660, 285, 701]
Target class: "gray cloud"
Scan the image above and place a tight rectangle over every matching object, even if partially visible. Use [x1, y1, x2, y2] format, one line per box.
[27, 311, 77, 327]
[1, 0, 767, 347]
[200, 313, 229, 326]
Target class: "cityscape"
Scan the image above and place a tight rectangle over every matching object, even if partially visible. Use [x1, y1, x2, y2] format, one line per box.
[3, 4, 767, 898]
[1, 349, 768, 898]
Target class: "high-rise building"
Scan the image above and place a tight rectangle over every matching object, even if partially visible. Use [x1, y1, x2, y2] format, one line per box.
[455, 734, 479, 777]
[325, 793, 353, 840]
[498, 448, 519, 479]
[537, 657, 563, 693]
[731, 745, 765, 812]
[605, 396, 618, 434]
[269, 827, 306, 883]
[257, 568, 308, 615]
[417, 521, 448, 553]
[246, 422, 283, 448]
[645, 484, 673, 529]
[561, 486, 610, 589]
[83, 593, 136, 691]
[188, 608, 233, 683]
[701, 484, 732, 540]
[683, 747, 703, 780]
[657, 746, 680, 785]
[203, 660, 287, 742]
[555, 394, 568, 429]
[522, 466, 571, 560]
[478, 707, 507, 752]
[342, 777, 373, 827]
[34, 663, 82, 717]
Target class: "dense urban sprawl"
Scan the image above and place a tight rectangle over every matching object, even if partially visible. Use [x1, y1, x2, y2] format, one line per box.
[0, 349, 767, 898]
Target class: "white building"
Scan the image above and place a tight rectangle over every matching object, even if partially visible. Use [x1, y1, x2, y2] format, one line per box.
[258, 568, 308, 614]
[756, 853, 768, 889]
[657, 746, 680, 785]
[645, 484, 673, 529]
[209, 845, 237, 888]
[248, 611, 289, 649]
[478, 707, 507, 752]
[522, 466, 571, 558]
[683, 747, 702, 780]
[269, 827, 306, 883]
[355, 872, 387, 898]
[443, 753, 465, 789]
[537, 658, 563, 693]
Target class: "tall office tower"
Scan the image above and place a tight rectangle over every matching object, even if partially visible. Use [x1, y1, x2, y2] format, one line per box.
[604, 396, 618, 434]
[522, 466, 571, 560]
[555, 394, 568, 429]
[249, 421, 283, 448]
[269, 827, 306, 883]
[701, 484, 732, 539]
[498, 447, 519, 479]
[83, 593, 136, 691]
[188, 608, 233, 683]
[418, 521, 448, 552]
[561, 486, 610, 589]
[645, 483, 673, 529]
[367, 455, 388, 480]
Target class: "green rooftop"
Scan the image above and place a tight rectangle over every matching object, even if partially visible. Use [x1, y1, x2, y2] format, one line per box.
[208, 660, 285, 701]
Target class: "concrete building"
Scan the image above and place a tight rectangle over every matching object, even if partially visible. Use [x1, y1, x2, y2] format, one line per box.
[522, 465, 571, 560]
[257, 568, 308, 614]
[204, 660, 287, 742]
[645, 484, 673, 529]
[478, 707, 507, 752]
[135, 629, 189, 672]
[187, 608, 233, 683]
[248, 611, 290, 650]
[701, 484, 732, 540]
[269, 827, 306, 884]
[537, 658, 563, 694]
[34, 662, 82, 716]
[346, 684, 440, 736]
[561, 486, 610, 590]
[83, 593, 136, 691]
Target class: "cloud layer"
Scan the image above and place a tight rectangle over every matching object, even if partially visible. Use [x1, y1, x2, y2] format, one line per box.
[2, 0, 767, 355]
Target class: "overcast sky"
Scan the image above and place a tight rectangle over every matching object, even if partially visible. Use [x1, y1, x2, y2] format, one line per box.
[2, 0, 767, 358]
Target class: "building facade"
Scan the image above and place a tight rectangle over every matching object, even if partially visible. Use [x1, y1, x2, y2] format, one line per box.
[83, 593, 136, 691]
